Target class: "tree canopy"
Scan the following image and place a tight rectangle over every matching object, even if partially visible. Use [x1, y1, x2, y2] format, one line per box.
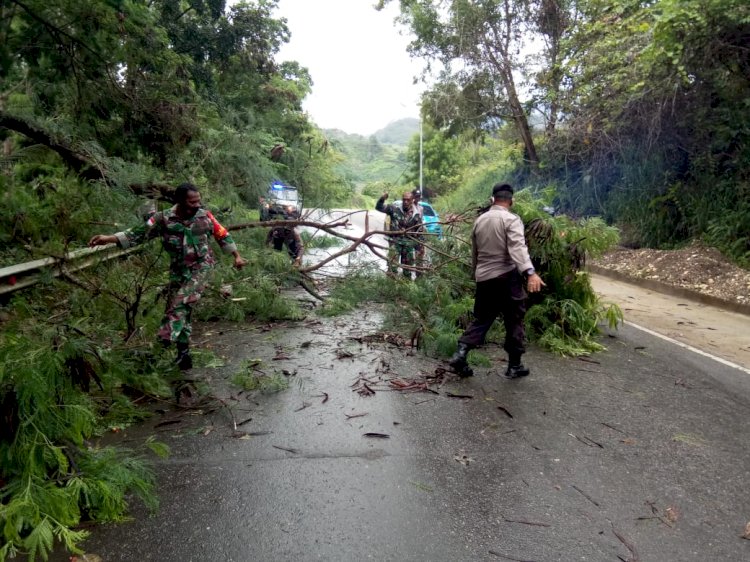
[384, 0, 749, 262]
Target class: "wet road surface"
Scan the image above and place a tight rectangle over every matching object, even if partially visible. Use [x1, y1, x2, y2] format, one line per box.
[52, 293, 750, 561]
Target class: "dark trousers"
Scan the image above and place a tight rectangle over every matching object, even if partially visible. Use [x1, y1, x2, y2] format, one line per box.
[272, 235, 301, 260]
[458, 270, 527, 361]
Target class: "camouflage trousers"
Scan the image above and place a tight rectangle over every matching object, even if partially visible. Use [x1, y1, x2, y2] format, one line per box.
[387, 241, 415, 278]
[414, 243, 425, 278]
[157, 268, 210, 345]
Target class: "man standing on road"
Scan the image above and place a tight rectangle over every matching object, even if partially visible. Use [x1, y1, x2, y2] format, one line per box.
[267, 211, 304, 267]
[376, 191, 422, 279]
[89, 183, 247, 370]
[449, 183, 545, 379]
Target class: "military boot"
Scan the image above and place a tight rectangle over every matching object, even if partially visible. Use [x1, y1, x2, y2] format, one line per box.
[175, 342, 193, 371]
[504, 355, 529, 379]
[449, 342, 474, 378]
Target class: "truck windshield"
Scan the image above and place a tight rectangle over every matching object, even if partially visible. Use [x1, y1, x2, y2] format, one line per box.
[268, 188, 295, 200]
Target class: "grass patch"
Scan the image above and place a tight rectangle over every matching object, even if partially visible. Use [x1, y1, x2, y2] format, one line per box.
[231, 360, 289, 394]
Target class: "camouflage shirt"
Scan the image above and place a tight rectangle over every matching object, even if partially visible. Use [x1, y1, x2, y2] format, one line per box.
[114, 206, 237, 277]
[376, 197, 422, 237]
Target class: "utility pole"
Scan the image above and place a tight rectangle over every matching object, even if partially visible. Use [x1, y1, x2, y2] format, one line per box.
[419, 118, 423, 197]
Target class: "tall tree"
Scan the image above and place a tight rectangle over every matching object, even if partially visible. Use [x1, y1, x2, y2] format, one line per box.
[546, 0, 750, 255]
[380, 0, 541, 167]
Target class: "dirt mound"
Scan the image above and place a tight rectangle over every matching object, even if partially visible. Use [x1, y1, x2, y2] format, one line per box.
[591, 242, 750, 306]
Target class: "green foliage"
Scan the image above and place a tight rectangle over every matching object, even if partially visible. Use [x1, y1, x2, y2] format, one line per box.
[542, 0, 750, 258]
[195, 234, 305, 323]
[0, 173, 138, 266]
[404, 124, 465, 195]
[526, 296, 622, 356]
[231, 360, 289, 394]
[437, 137, 525, 213]
[0, 327, 160, 560]
[0, 0, 364, 557]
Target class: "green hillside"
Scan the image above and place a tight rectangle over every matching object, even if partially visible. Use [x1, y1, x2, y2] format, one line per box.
[324, 120, 418, 187]
[374, 118, 420, 145]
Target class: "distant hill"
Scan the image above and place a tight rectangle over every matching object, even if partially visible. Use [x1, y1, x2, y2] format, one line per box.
[323, 126, 411, 187]
[373, 118, 420, 146]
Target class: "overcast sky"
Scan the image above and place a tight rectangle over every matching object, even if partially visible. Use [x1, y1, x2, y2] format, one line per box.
[272, 0, 426, 136]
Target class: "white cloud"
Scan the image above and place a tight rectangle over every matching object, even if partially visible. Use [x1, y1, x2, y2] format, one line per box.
[273, 0, 425, 136]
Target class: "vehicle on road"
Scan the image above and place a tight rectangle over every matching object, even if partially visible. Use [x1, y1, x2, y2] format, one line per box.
[418, 201, 442, 239]
[261, 181, 302, 220]
[392, 200, 443, 239]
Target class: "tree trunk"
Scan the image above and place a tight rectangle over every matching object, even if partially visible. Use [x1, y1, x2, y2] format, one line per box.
[502, 67, 540, 167]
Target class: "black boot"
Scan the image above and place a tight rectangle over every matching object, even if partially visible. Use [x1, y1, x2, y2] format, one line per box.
[504, 356, 529, 379]
[449, 342, 474, 378]
[175, 342, 193, 371]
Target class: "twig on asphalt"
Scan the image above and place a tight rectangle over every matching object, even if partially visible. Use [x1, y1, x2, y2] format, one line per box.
[488, 550, 537, 562]
[601, 422, 627, 434]
[273, 445, 298, 454]
[497, 406, 514, 418]
[500, 513, 550, 528]
[446, 392, 473, 399]
[569, 433, 604, 448]
[214, 395, 238, 431]
[571, 485, 600, 507]
[611, 523, 640, 562]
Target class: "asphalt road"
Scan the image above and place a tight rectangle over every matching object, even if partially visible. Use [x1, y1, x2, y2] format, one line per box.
[590, 274, 750, 372]
[51, 279, 750, 561]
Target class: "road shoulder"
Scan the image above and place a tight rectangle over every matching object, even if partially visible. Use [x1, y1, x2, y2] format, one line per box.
[590, 272, 750, 371]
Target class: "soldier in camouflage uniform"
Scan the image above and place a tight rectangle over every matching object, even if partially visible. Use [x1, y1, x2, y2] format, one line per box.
[89, 183, 247, 369]
[376, 191, 422, 279]
[267, 224, 304, 267]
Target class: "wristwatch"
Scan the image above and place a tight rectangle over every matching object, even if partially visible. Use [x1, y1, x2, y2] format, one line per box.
[525, 268, 535, 277]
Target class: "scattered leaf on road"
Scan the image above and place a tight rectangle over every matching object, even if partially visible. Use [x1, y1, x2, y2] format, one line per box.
[665, 506, 679, 523]
[672, 433, 706, 446]
[409, 481, 433, 493]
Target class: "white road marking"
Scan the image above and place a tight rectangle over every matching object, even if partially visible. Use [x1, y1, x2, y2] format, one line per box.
[625, 320, 750, 375]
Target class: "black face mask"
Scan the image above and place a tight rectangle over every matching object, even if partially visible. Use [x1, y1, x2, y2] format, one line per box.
[180, 203, 201, 217]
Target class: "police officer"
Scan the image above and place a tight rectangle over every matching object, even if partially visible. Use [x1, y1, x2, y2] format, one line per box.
[448, 183, 545, 379]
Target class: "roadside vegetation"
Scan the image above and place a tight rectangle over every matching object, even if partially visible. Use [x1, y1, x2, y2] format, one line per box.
[1, 0, 747, 559]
